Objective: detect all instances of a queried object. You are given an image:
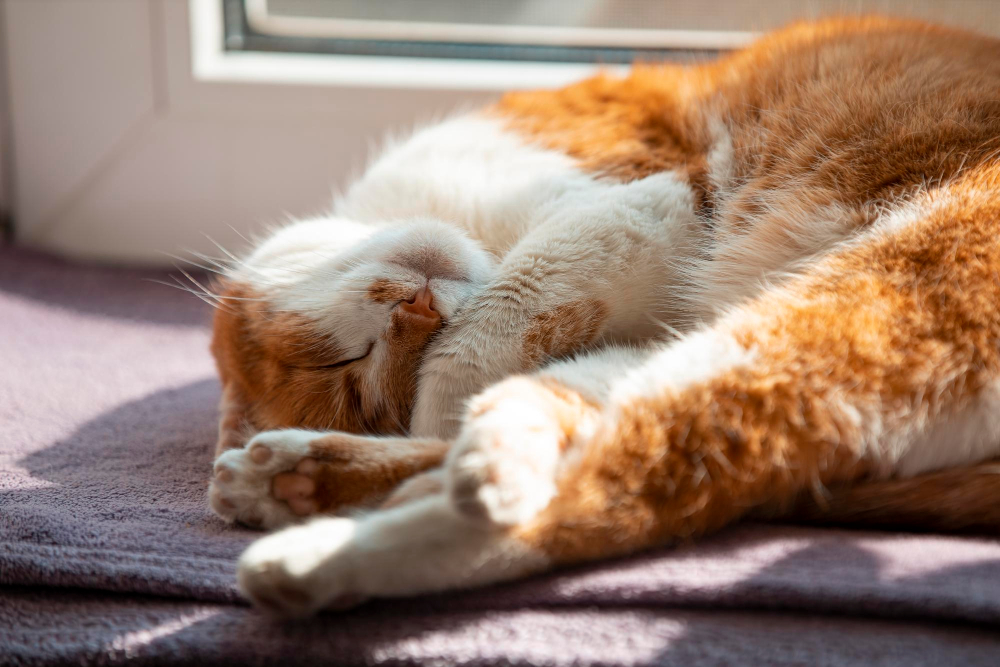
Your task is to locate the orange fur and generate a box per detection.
[521,161,1000,561]
[788,460,1000,533]
[273,435,450,513]
[210,279,437,445]
[367,278,416,304]
[521,299,608,366]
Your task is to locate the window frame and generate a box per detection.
[193,0,736,91]
[231,0,746,65]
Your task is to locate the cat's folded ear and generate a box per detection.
[215,382,256,457]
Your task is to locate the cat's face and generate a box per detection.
[210,218,494,451]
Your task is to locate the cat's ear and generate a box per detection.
[215,382,255,457]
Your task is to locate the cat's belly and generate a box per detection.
[893,379,1000,478]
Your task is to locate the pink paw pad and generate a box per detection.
[250,444,272,464]
[271,457,321,516]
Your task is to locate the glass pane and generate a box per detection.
[263,0,1000,36]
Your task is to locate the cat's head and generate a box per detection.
[209,218,493,451]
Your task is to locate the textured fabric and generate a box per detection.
[5,588,1000,667]
[2,247,999,666]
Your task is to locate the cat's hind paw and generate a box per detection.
[210,429,323,529]
[447,377,596,527]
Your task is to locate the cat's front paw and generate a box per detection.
[410,332,512,439]
[447,377,597,527]
[209,429,328,529]
[237,517,365,617]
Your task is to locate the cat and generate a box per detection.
[202,17,1000,616]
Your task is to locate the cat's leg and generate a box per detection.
[445,345,644,525]
[409,171,702,438]
[237,192,1000,614]
[210,430,448,528]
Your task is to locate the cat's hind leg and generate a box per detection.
[445,346,645,526]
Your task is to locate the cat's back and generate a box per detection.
[671,17,1000,310]
[713,16,1000,200]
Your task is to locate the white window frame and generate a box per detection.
[241,0,753,50]
[191,0,648,91]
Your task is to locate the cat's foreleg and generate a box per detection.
[409,171,701,438]
[210,430,448,528]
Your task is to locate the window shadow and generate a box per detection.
[5,378,256,600]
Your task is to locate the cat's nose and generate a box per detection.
[399,285,440,325]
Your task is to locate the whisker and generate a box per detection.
[202,233,245,267]
[227,224,254,246]
[156,250,224,275]
[175,266,222,302]
[146,277,234,315]
[183,248,233,274]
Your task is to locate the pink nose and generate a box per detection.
[400,285,440,324]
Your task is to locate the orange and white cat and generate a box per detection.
[204,17,1000,616]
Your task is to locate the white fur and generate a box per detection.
[611,328,756,406]
[705,121,736,195]
[335,114,587,254]
[242,217,495,360]
[238,496,548,617]
[693,198,860,317]
[542,345,651,405]
[230,114,703,440]
[894,379,1000,476]
[446,377,575,526]
[210,429,317,529]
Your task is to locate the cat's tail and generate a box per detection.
[785,460,1000,534]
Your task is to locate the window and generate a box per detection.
[228,0,751,64]
[228,0,1000,66]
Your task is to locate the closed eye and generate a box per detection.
[308,341,374,370]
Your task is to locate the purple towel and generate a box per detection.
[2,246,999,665]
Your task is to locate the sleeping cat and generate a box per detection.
[203,17,1000,616]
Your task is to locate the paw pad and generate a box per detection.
[208,430,319,529]
[250,444,272,464]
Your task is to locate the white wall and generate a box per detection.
[0,0,10,218]
[2,0,491,265]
